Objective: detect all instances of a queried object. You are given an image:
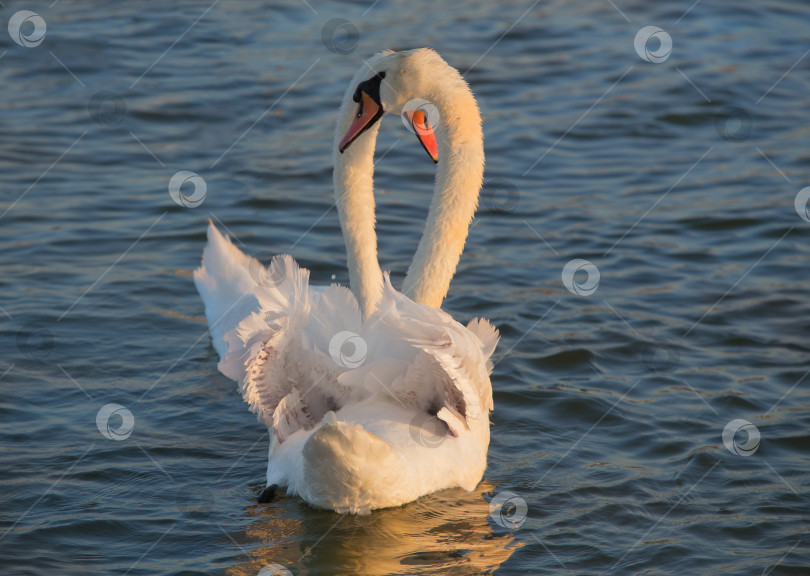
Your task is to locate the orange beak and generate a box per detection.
[339,91,384,153]
[404,109,439,164]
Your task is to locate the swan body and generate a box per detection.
[195,48,496,513]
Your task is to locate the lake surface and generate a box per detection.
[1,1,808,574]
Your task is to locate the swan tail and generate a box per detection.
[300,413,405,513]
[194,221,261,359]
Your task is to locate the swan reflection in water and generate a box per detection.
[224,482,521,576]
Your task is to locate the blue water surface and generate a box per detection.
[1,1,808,574]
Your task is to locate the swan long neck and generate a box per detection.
[333,93,384,319]
[401,78,485,308]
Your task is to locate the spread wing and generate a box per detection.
[196,223,498,446]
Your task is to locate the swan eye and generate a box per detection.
[352,72,386,105]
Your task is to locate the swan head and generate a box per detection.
[338,48,450,164]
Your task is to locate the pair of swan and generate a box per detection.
[194,48,497,513]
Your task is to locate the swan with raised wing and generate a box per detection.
[194,48,496,513]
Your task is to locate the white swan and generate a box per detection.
[194,48,497,513]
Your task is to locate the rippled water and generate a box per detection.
[2,1,809,574]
